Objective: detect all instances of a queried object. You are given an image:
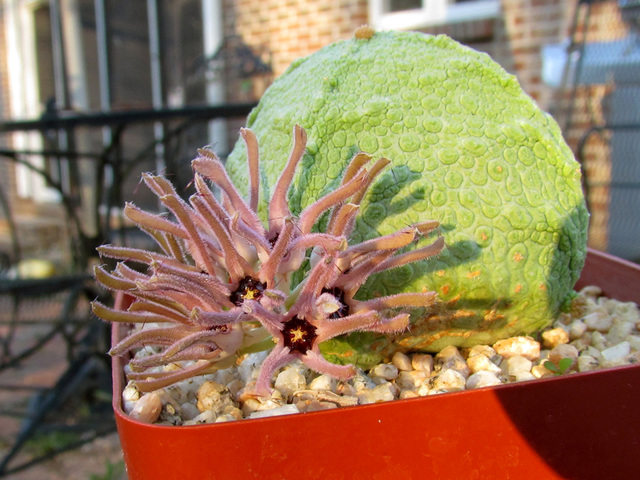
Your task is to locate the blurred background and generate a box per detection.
[0,0,638,477]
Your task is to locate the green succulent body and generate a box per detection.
[226,30,589,366]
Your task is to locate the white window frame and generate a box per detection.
[3,0,88,203]
[369,0,501,31]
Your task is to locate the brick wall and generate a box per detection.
[226,0,627,251]
[223,0,368,78]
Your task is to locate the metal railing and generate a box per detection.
[0,102,255,476]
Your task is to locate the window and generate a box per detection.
[370,0,500,30]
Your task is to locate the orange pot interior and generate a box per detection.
[112,249,640,480]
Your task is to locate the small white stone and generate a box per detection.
[577,355,599,372]
[507,355,533,377]
[391,352,413,371]
[215,413,239,423]
[274,367,307,398]
[430,368,466,392]
[191,409,217,424]
[336,382,357,396]
[569,320,588,340]
[411,354,434,374]
[468,345,497,359]
[220,405,243,420]
[626,335,640,351]
[583,312,613,332]
[542,328,570,349]
[237,351,269,383]
[356,382,396,404]
[623,351,640,365]
[369,363,399,381]
[122,383,140,402]
[180,402,200,421]
[248,404,299,419]
[123,400,136,415]
[196,381,227,412]
[241,397,283,416]
[435,346,471,379]
[601,341,631,363]
[531,364,553,379]
[570,336,592,351]
[466,371,502,389]
[129,392,163,424]
[305,401,338,412]
[467,354,501,374]
[514,372,536,382]
[493,336,540,361]
[308,374,336,392]
[581,345,604,361]
[417,383,431,396]
[399,390,419,400]
[395,370,427,390]
[351,370,377,392]
[607,320,634,345]
[580,285,602,297]
[591,331,610,351]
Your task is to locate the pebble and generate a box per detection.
[493,336,540,361]
[247,404,299,419]
[507,355,533,377]
[577,355,599,372]
[569,320,588,340]
[531,364,553,379]
[369,363,399,381]
[513,371,536,382]
[356,382,396,404]
[391,352,413,371]
[467,345,497,359]
[196,381,227,412]
[548,344,579,368]
[466,371,502,389]
[542,327,570,349]
[607,321,634,345]
[395,370,427,390]
[430,369,466,392]
[129,392,163,423]
[411,354,433,374]
[467,353,501,375]
[434,346,470,379]
[601,341,631,363]
[308,374,336,391]
[274,366,307,398]
[122,285,639,425]
[583,311,613,332]
[591,331,610,350]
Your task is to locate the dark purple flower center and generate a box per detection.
[282,316,318,354]
[321,287,350,319]
[229,276,267,306]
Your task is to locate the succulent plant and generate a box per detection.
[93,125,443,395]
[225,28,589,353]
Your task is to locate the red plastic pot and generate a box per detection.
[112,248,640,480]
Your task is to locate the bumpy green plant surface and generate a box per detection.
[226,30,589,363]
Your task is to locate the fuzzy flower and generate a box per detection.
[93,125,444,395]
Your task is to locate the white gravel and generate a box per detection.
[122,285,640,425]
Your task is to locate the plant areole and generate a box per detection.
[225,28,589,357]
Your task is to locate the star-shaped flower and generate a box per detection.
[93,125,444,394]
